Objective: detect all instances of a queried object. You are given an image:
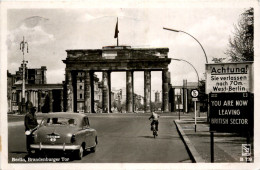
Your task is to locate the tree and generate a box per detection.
[225,8,254,62]
[211,57,225,63]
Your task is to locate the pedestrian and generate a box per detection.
[24,106,38,154]
[25,100,33,113]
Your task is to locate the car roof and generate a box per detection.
[40,113,88,127]
[41,112,87,120]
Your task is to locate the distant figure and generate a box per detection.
[25,100,33,113]
[24,107,38,154]
[149,111,160,131]
[42,94,50,113]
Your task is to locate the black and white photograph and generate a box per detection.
[0,1,259,170]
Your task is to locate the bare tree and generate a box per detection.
[225,8,254,62]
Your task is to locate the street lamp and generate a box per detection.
[164,27,209,121]
[171,58,200,119]
[163,27,208,64]
[171,58,199,88]
[20,36,29,114]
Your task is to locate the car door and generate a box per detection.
[82,116,95,148]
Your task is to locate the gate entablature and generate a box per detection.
[63,46,171,71]
[63,46,171,113]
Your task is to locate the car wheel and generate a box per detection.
[75,146,84,160]
[90,137,97,153]
[90,146,96,152]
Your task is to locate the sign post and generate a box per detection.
[191,89,199,132]
[195,100,197,132]
[206,62,254,163]
[178,96,180,120]
[210,131,214,162]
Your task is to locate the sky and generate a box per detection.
[6,6,249,98]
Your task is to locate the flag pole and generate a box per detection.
[117,17,119,46]
[114,17,119,46]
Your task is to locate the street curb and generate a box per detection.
[174,120,205,163]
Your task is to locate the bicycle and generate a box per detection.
[151,122,158,138]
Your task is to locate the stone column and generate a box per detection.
[108,72,111,113]
[31,91,34,106]
[35,91,38,111]
[19,91,22,103]
[49,90,53,112]
[60,89,64,112]
[90,73,95,113]
[66,70,73,112]
[38,90,42,112]
[34,91,36,106]
[144,70,151,112]
[172,88,175,112]
[25,91,28,102]
[162,69,169,112]
[31,90,34,106]
[28,91,31,103]
[84,70,92,113]
[126,70,134,112]
[102,71,110,113]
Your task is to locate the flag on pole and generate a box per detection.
[114,18,119,38]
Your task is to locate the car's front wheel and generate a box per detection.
[75,146,84,160]
[90,137,98,153]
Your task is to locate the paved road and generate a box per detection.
[8,114,191,163]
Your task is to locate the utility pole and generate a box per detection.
[20,36,29,114]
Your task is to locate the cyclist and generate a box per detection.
[149,111,160,132]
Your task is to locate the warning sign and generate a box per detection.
[209,93,253,133]
[206,62,253,94]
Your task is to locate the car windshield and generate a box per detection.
[41,117,77,127]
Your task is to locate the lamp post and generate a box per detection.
[171,58,200,120]
[20,36,29,114]
[164,27,209,121]
[163,27,208,64]
[171,58,199,88]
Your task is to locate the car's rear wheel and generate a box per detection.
[75,146,84,160]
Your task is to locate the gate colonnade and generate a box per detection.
[63,46,171,113]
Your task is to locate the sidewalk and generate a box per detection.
[174,112,254,163]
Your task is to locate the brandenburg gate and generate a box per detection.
[63,46,171,113]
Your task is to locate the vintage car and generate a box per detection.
[30,113,97,160]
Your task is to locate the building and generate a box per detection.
[134,94,144,111]
[8,45,173,114]
[170,81,199,112]
[7,65,63,113]
[155,91,160,103]
[75,71,103,113]
[63,45,171,113]
[12,64,47,85]
[8,64,105,114]
[7,71,15,113]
